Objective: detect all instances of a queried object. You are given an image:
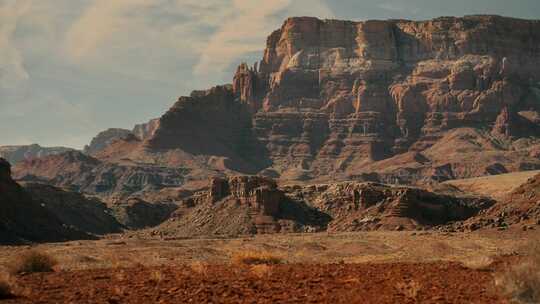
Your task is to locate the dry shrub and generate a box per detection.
[149,270,163,283]
[495,242,540,303]
[250,264,272,278]
[0,273,14,299]
[396,280,421,300]
[10,250,58,274]
[462,256,494,270]
[231,251,284,266]
[190,261,208,275]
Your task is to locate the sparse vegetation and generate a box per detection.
[231,251,284,266]
[10,250,58,274]
[495,241,540,303]
[149,270,163,283]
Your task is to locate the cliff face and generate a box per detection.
[143,15,540,183]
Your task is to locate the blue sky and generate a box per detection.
[1,0,539,148]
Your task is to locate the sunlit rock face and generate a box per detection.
[224,16,540,180]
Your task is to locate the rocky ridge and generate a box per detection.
[148,175,494,238]
[0,144,74,165]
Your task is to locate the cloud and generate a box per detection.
[64,0,153,61]
[63,0,334,82]
[0,0,30,89]
[193,0,334,76]
[377,2,422,16]
[62,1,232,83]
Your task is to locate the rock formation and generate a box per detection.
[153,176,330,237]
[148,175,493,237]
[84,128,134,155]
[132,118,160,141]
[126,15,540,184]
[284,181,493,231]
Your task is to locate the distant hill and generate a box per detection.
[0,144,75,165]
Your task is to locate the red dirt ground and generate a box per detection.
[1,261,509,304]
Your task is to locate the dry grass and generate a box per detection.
[0,272,14,299]
[231,251,284,266]
[396,280,422,300]
[10,250,58,274]
[462,256,494,270]
[495,241,540,303]
[149,270,163,283]
[250,264,272,278]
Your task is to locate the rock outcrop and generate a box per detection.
[152,176,330,237]
[284,181,493,231]
[0,144,74,165]
[132,118,160,141]
[147,175,493,237]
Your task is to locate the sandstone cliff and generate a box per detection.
[137,15,540,184]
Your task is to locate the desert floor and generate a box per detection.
[0,229,537,303]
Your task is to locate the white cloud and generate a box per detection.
[194,0,334,76]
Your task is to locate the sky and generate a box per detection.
[1,0,540,149]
